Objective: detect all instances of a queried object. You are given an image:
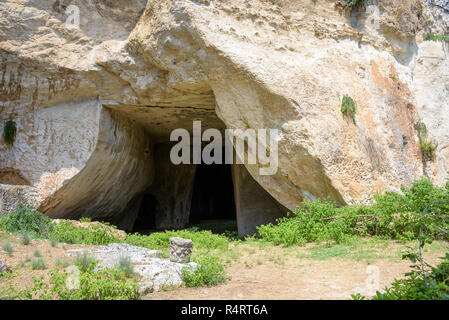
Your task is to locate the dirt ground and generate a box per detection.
[1,231,448,300]
[0,232,87,294]
[145,240,449,300]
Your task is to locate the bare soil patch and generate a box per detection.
[145,240,449,300]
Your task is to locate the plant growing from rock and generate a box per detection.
[342,0,366,9]
[3,120,17,146]
[418,123,438,161]
[341,94,357,124]
[425,33,449,43]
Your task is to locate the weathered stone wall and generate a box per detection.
[38,107,154,231]
[232,165,289,236]
[0,0,448,233]
[0,99,100,203]
[148,144,196,230]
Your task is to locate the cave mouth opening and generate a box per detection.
[188,163,237,234]
[132,151,237,235]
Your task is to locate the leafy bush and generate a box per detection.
[50,220,119,245]
[258,178,449,246]
[0,206,53,238]
[371,255,449,300]
[181,254,228,287]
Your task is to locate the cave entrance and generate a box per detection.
[188,163,237,234]
[133,194,157,232]
[132,144,237,235]
[106,104,286,236]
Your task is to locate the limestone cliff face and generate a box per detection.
[0,0,448,233]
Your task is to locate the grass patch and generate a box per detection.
[74,254,97,273]
[181,253,228,287]
[2,268,139,300]
[50,220,119,245]
[20,232,32,245]
[125,228,229,252]
[116,256,134,278]
[2,241,14,256]
[31,258,47,270]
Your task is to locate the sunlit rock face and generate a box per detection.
[0,0,448,234]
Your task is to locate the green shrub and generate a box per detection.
[31,258,47,270]
[3,120,17,146]
[257,178,449,246]
[0,206,53,238]
[2,241,14,256]
[33,249,42,258]
[341,94,357,124]
[425,33,449,42]
[50,220,119,245]
[181,254,228,287]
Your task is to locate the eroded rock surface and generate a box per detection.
[0,0,448,234]
[67,243,196,292]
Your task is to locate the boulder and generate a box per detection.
[67,243,196,292]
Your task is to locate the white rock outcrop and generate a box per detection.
[67,243,197,292]
[0,0,448,234]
